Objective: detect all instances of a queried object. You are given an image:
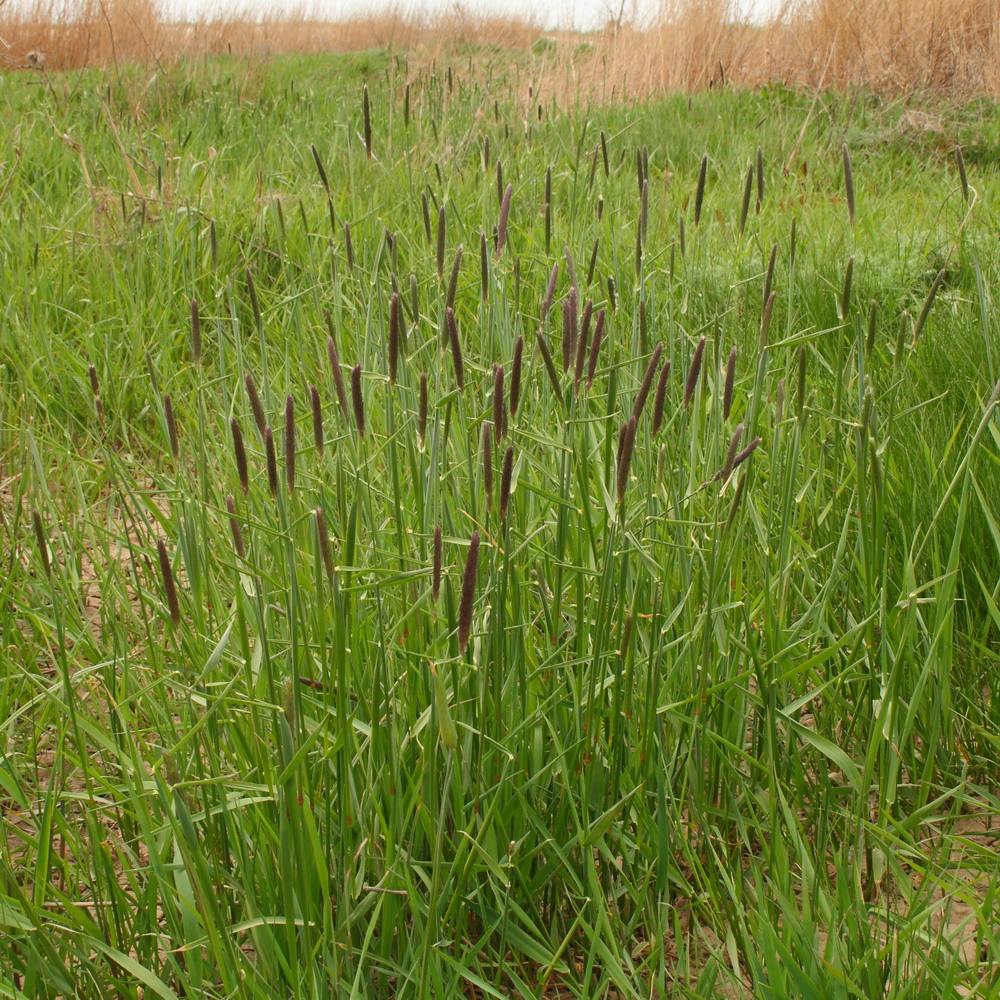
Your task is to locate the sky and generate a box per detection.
[164,0,787,32]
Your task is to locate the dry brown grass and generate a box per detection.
[1,0,998,97]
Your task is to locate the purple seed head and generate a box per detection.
[493,364,505,442]
[157,538,180,626]
[447,307,465,392]
[684,336,706,410]
[540,262,558,325]
[651,358,672,436]
[227,495,245,559]
[245,372,266,437]
[510,336,523,417]
[231,418,248,494]
[388,292,400,385]
[418,372,428,447]
[483,425,493,510]
[458,531,481,655]
[632,342,664,423]
[616,417,637,506]
[264,425,278,495]
[350,365,365,437]
[586,308,605,391]
[723,345,737,421]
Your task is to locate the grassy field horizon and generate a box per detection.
[1,48,1000,999]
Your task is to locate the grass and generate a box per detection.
[1,52,999,999]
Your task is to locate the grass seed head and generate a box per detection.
[418,372,428,448]
[227,495,246,559]
[616,416,638,507]
[458,531,481,655]
[447,307,465,391]
[717,422,744,481]
[362,84,372,159]
[245,372,266,437]
[436,204,446,281]
[632,342,664,423]
[740,163,753,236]
[564,246,577,288]
[231,418,249,494]
[652,357,672,436]
[684,336,706,409]
[326,324,350,421]
[344,222,355,271]
[842,143,855,226]
[493,364,505,441]
[157,538,180,626]
[351,365,365,437]
[586,308,605,391]
[388,292,401,386]
[723,345,737,421]
[575,299,593,390]
[536,330,563,404]
[265,425,278,495]
[316,507,334,583]
[540,261,559,325]
[694,153,708,226]
[510,336,524,416]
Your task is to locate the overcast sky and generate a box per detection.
[165,0,787,31]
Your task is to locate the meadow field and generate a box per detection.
[1,40,1000,999]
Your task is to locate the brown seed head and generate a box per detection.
[157,538,180,626]
[350,365,365,437]
[227,496,246,559]
[458,531,481,655]
[446,308,465,391]
[245,372,266,437]
[510,336,523,417]
[684,336,706,409]
[231,418,248,494]
[723,345,737,421]
[586,308,605,391]
[651,358,672,436]
[632,342,663,423]
[264,425,278,495]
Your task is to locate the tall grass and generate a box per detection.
[0,50,999,999]
[2,0,1000,97]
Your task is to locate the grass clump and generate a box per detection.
[0,52,999,1000]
